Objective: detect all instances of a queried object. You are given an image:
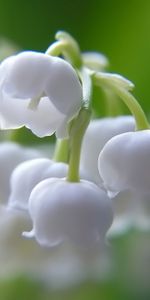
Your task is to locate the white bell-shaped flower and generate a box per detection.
[9,158,68,211]
[0,203,88,285]
[80,116,135,185]
[98,130,150,195]
[0,142,41,204]
[0,51,82,138]
[108,190,150,238]
[24,178,113,249]
[0,144,92,285]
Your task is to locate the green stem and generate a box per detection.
[67,68,92,182]
[103,87,123,117]
[6,129,24,142]
[67,108,91,182]
[93,74,150,130]
[79,68,93,109]
[53,139,69,163]
[46,31,82,69]
[46,41,67,56]
[112,87,149,130]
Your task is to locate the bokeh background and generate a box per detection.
[0,0,150,299]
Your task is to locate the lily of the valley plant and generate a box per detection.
[0,30,150,258]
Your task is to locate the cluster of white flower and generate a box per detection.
[0,31,149,285]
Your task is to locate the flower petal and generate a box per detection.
[0,142,41,204]
[0,92,66,137]
[98,130,150,194]
[80,116,135,185]
[0,52,82,137]
[45,57,82,118]
[9,159,68,211]
[1,51,52,99]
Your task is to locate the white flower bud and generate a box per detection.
[80,116,135,185]
[24,178,113,249]
[101,73,134,91]
[9,158,68,211]
[82,52,109,71]
[0,51,82,138]
[98,130,150,195]
[0,142,41,204]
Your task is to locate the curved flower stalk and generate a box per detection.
[0,51,82,138]
[98,130,150,195]
[93,71,149,131]
[23,178,113,249]
[0,142,42,203]
[80,116,135,185]
[46,31,82,69]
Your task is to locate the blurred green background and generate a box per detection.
[1,0,150,111]
[1,0,150,144]
[0,0,150,299]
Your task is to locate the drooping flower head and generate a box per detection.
[98,130,150,195]
[0,51,82,138]
[23,178,113,249]
[80,116,135,185]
